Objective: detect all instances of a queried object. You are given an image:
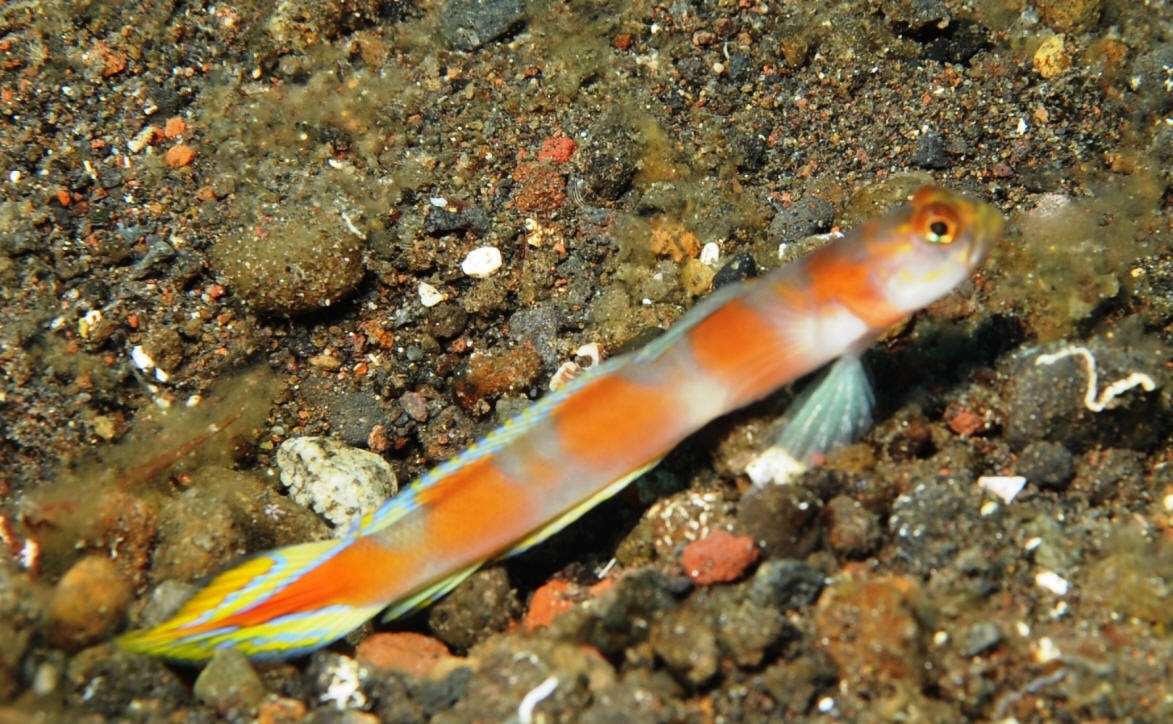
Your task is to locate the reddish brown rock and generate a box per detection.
[511,162,567,212]
[537,137,576,164]
[453,346,543,410]
[681,529,759,585]
[356,632,452,678]
[524,579,580,631]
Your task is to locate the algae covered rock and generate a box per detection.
[212,211,366,315]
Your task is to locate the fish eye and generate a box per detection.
[921,207,958,244]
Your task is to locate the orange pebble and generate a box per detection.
[681,529,759,585]
[163,116,187,138]
[355,632,451,677]
[523,579,577,631]
[164,143,195,168]
[537,136,576,164]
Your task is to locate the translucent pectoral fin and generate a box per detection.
[746,354,874,489]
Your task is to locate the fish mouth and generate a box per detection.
[963,200,1004,267]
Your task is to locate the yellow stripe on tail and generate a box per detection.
[117,538,385,663]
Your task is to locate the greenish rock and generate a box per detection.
[194,648,266,713]
[213,212,366,315]
[650,606,719,686]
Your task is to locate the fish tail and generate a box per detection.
[117,537,391,663]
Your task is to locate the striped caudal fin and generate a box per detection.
[117,538,389,663]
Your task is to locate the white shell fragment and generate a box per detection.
[418,281,446,307]
[130,344,170,383]
[549,343,605,391]
[78,309,103,339]
[1035,570,1070,596]
[317,654,368,709]
[977,475,1027,504]
[1034,636,1062,663]
[127,125,159,153]
[277,437,398,531]
[746,447,807,487]
[461,246,503,278]
[549,361,580,391]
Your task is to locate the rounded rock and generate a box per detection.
[823,495,882,559]
[680,529,759,585]
[356,632,452,677]
[212,214,366,315]
[650,607,719,686]
[277,436,398,530]
[737,484,823,559]
[460,246,503,278]
[193,648,267,713]
[47,556,132,650]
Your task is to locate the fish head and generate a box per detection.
[868,185,1003,313]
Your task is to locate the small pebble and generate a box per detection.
[1039,0,1102,33]
[523,579,582,631]
[737,484,823,559]
[680,529,759,585]
[150,487,243,581]
[815,574,924,690]
[977,475,1027,503]
[133,579,199,628]
[699,241,721,266]
[961,621,1002,657]
[213,211,366,315]
[162,116,187,139]
[427,567,520,650]
[537,136,576,163]
[715,597,791,668]
[712,251,758,289]
[749,559,826,610]
[32,661,60,696]
[680,257,715,295]
[650,607,719,686]
[823,495,881,559]
[460,246,503,278]
[1035,569,1070,596]
[1033,34,1071,79]
[454,346,543,409]
[546,569,685,660]
[164,143,195,168]
[767,196,834,245]
[424,205,490,236]
[419,281,446,307]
